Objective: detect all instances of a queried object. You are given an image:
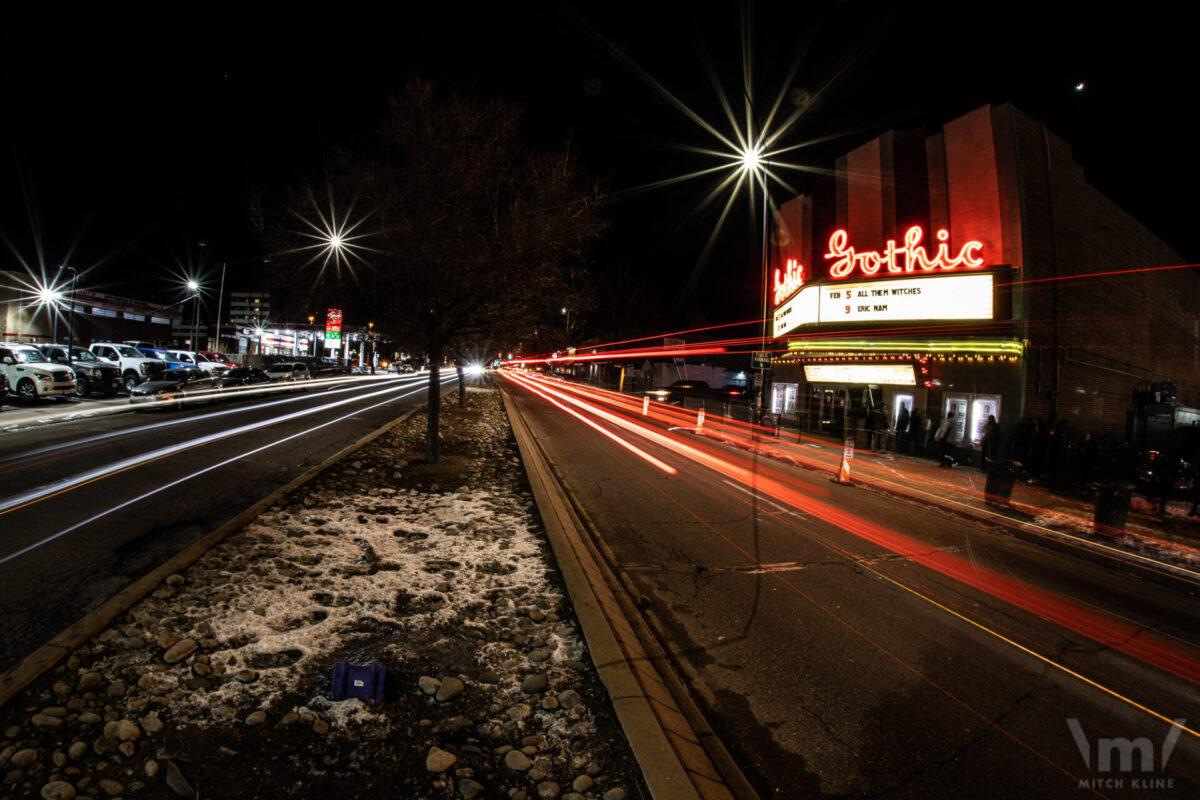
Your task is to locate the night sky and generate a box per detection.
[3,1,1197,332]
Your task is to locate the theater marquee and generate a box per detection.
[773,273,994,338]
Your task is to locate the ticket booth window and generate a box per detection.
[969,397,1001,443]
[772,383,798,415]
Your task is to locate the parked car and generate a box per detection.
[38,344,122,397]
[387,361,415,374]
[220,367,272,389]
[0,344,77,402]
[162,349,228,376]
[88,342,167,391]
[131,346,191,371]
[719,384,753,404]
[264,362,311,382]
[128,368,222,409]
[198,351,235,369]
[643,380,722,406]
[0,370,9,404]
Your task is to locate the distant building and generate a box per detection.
[228,291,270,327]
[766,104,1199,456]
[0,271,182,345]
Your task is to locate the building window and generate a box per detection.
[91,307,117,318]
[123,312,145,321]
[772,383,799,415]
[151,316,171,325]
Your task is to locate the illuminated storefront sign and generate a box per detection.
[325,308,343,341]
[773,273,993,337]
[804,364,916,385]
[773,258,806,305]
[825,226,985,280]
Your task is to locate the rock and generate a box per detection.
[144,760,159,778]
[557,689,581,709]
[312,719,330,735]
[602,790,627,800]
[106,681,127,698]
[32,713,64,728]
[162,639,198,664]
[508,704,532,722]
[67,742,88,762]
[418,676,441,695]
[540,696,559,711]
[572,775,594,793]
[536,782,560,799]
[520,674,548,694]
[527,649,551,663]
[436,676,465,702]
[504,750,532,771]
[165,574,185,586]
[77,712,101,725]
[10,748,38,768]
[52,750,68,768]
[245,711,267,726]
[97,778,124,797]
[52,681,72,696]
[105,719,140,742]
[458,778,485,799]
[140,714,164,735]
[40,781,76,800]
[165,761,194,797]
[425,747,457,773]
[235,669,258,683]
[280,712,301,727]
[77,672,103,692]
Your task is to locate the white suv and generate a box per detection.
[0,344,77,402]
[88,342,166,392]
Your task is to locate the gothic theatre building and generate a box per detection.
[767,103,1199,454]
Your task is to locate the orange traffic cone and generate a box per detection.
[696,407,705,430]
[831,437,853,485]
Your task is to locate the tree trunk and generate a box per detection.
[457,362,466,407]
[425,352,442,463]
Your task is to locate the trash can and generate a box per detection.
[984,459,1021,506]
[1094,483,1134,534]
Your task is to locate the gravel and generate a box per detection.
[0,385,647,800]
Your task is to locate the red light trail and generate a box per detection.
[507,370,1200,691]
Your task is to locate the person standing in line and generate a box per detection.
[981,414,999,469]
[907,407,922,456]
[875,402,890,452]
[865,403,879,451]
[896,402,910,455]
[935,408,957,467]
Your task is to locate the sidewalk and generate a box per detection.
[729,422,1200,586]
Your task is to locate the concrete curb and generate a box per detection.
[501,385,753,800]
[0,405,424,710]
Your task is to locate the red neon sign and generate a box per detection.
[825,226,985,280]
[772,258,805,305]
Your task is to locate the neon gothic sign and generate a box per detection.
[772,258,805,305]
[825,226,985,280]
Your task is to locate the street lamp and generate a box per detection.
[186,279,200,350]
[308,314,316,357]
[367,321,375,374]
[61,266,78,367]
[740,143,770,416]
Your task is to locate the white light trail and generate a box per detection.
[0,377,447,518]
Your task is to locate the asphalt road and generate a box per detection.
[503,373,1200,799]
[0,373,449,675]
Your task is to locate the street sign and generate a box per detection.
[752,351,771,369]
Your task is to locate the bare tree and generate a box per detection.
[257,77,605,462]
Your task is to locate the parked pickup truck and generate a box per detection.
[88,342,166,392]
